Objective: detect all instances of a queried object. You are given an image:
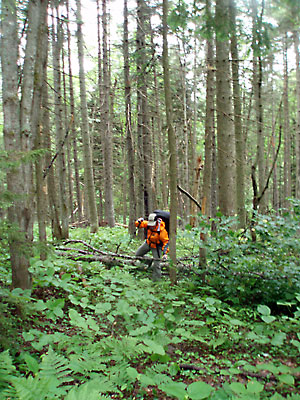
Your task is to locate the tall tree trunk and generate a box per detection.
[20,0,40,244]
[102,0,115,227]
[229,0,246,228]
[123,0,136,236]
[251,0,266,213]
[283,33,292,207]
[32,0,49,260]
[76,0,99,232]
[293,30,300,199]
[52,7,69,238]
[66,0,82,222]
[163,0,178,285]
[1,0,31,288]
[202,0,214,222]
[136,0,153,217]
[215,0,236,216]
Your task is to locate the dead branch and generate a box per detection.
[177,185,201,210]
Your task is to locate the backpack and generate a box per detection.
[153,210,170,235]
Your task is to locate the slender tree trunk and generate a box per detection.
[283,33,292,207]
[66,0,82,222]
[229,0,246,228]
[163,0,178,285]
[251,0,266,213]
[52,7,69,238]
[76,0,99,232]
[202,0,214,222]
[293,30,300,199]
[20,0,40,243]
[269,55,279,212]
[215,0,236,216]
[32,0,49,260]
[102,0,115,227]
[150,24,168,209]
[123,0,136,236]
[190,30,199,225]
[136,0,153,217]
[95,0,105,224]
[1,0,31,289]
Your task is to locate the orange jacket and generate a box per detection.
[135,219,169,254]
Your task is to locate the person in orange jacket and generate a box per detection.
[135,213,169,281]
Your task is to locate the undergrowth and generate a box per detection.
[0,205,299,399]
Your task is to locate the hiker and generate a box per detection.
[135,213,169,281]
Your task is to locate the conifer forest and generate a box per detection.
[0,0,300,398]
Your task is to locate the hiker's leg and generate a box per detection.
[151,246,162,281]
[135,241,150,257]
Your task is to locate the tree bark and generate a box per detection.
[32,0,49,260]
[76,0,99,232]
[1,0,31,288]
[163,0,178,284]
[293,30,300,200]
[283,33,292,208]
[123,0,136,236]
[215,0,236,216]
[102,0,115,227]
[66,0,83,223]
[251,0,266,213]
[229,0,246,228]
[52,6,69,238]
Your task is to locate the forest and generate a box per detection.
[0,0,300,398]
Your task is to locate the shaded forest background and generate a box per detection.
[0,0,300,288]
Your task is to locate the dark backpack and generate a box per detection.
[153,210,170,235]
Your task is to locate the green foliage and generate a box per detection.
[0,215,299,399]
[190,203,300,307]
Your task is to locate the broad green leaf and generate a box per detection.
[126,367,139,380]
[143,339,165,355]
[246,380,264,394]
[160,382,187,400]
[95,302,112,314]
[257,305,271,316]
[23,353,39,374]
[229,382,247,394]
[187,381,214,399]
[262,315,276,324]
[69,309,88,330]
[278,374,295,385]
[271,332,286,346]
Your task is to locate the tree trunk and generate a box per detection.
[251,0,266,213]
[76,0,99,232]
[102,0,115,227]
[52,7,69,238]
[123,0,136,236]
[32,0,49,260]
[202,0,214,222]
[283,33,292,208]
[163,0,178,285]
[293,30,300,200]
[66,0,83,223]
[136,0,153,217]
[229,0,246,228]
[2,0,31,289]
[20,0,40,244]
[215,0,236,216]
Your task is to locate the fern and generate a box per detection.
[9,347,72,400]
[100,336,146,360]
[64,377,113,400]
[0,350,18,399]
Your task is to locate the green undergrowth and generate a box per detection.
[0,206,300,399]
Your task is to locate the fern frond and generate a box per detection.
[0,350,17,399]
[64,377,113,400]
[38,346,72,382]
